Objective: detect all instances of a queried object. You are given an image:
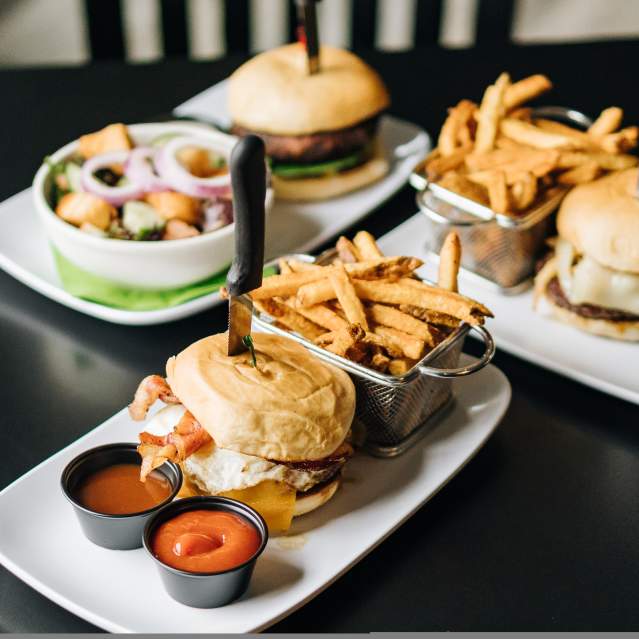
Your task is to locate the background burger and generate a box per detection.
[534,168,639,341]
[129,332,356,533]
[228,43,390,201]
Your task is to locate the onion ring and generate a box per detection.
[124,147,167,193]
[81,150,145,206]
[156,136,232,199]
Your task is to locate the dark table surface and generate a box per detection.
[1,41,639,633]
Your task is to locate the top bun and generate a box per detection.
[228,44,390,136]
[558,168,639,273]
[166,333,355,461]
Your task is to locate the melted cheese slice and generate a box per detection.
[556,239,639,314]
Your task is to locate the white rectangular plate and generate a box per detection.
[0,79,429,325]
[0,357,509,633]
[378,213,639,405]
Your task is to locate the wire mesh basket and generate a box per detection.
[410,106,593,293]
[250,253,495,457]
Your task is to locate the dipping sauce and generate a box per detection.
[151,510,261,573]
[74,463,172,515]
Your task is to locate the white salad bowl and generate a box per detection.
[33,122,273,290]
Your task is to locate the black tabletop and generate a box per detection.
[1,41,638,633]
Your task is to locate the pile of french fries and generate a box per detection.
[247,231,493,376]
[421,73,638,216]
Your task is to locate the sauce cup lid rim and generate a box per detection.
[142,495,269,578]
[60,442,183,519]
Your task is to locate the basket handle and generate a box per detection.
[417,325,495,378]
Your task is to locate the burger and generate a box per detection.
[534,168,639,341]
[129,332,356,533]
[228,43,391,201]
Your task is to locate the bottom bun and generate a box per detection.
[271,144,389,201]
[544,294,639,342]
[293,476,341,517]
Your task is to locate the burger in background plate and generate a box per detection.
[534,168,639,340]
[228,43,391,201]
[129,333,356,534]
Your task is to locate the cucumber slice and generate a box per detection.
[122,201,165,238]
[65,163,83,192]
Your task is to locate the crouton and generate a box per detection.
[163,219,200,240]
[145,191,201,225]
[55,192,116,230]
[78,123,132,159]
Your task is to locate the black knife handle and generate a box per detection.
[226,135,266,296]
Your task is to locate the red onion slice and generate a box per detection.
[81,150,145,206]
[156,136,232,199]
[124,147,167,193]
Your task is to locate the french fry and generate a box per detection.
[329,264,369,330]
[345,257,423,280]
[253,299,324,340]
[508,107,533,121]
[588,107,623,137]
[510,172,538,210]
[373,326,425,360]
[353,231,384,259]
[475,72,510,153]
[361,332,404,359]
[465,147,560,179]
[500,118,581,150]
[556,151,638,171]
[437,172,489,205]
[438,100,476,156]
[278,259,292,274]
[534,119,596,148]
[438,231,461,292]
[399,305,461,329]
[370,352,391,373]
[557,161,601,185]
[467,171,510,213]
[251,270,328,299]
[599,126,639,154]
[366,303,435,345]
[388,359,416,376]
[336,236,362,263]
[425,144,472,178]
[297,278,336,307]
[354,279,492,325]
[316,324,365,358]
[504,74,552,110]
[281,299,348,332]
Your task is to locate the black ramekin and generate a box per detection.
[143,496,269,608]
[61,442,182,550]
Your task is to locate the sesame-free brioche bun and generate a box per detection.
[557,168,639,273]
[542,294,639,341]
[228,44,390,136]
[166,333,355,462]
[271,143,389,201]
[293,476,341,516]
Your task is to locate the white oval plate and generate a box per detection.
[0,357,509,632]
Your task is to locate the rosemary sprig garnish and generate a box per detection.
[242,335,257,367]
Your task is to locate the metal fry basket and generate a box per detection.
[410,106,593,293]
[251,253,495,457]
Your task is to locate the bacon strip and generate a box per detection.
[137,410,212,481]
[128,374,180,421]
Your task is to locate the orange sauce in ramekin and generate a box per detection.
[151,510,261,573]
[75,463,171,514]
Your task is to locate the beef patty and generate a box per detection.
[546,277,639,322]
[231,116,380,164]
